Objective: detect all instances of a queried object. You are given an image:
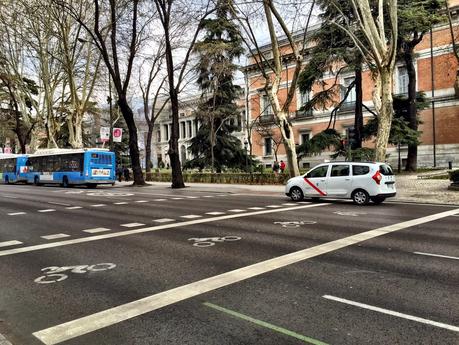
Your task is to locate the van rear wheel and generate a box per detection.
[290,187,304,202]
[352,189,369,205]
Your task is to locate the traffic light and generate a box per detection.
[347,127,357,149]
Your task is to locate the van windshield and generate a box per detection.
[379,164,394,175]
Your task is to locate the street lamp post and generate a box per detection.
[244,139,248,172]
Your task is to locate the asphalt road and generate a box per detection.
[0,183,458,345]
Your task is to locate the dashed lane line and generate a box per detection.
[82,228,111,234]
[248,207,265,210]
[135,200,148,203]
[323,295,459,332]
[47,202,71,207]
[266,205,282,208]
[66,206,82,210]
[171,198,184,200]
[90,204,106,207]
[205,212,225,216]
[153,199,166,202]
[413,251,459,260]
[180,215,202,219]
[153,218,175,223]
[0,203,326,257]
[32,207,459,345]
[228,209,245,213]
[7,212,26,216]
[114,202,128,205]
[41,234,71,240]
[38,209,56,213]
[121,223,146,228]
[0,240,22,248]
[202,196,214,198]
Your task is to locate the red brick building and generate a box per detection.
[245,2,459,169]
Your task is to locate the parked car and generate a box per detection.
[285,162,396,205]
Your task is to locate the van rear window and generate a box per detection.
[379,164,394,175]
[352,165,370,176]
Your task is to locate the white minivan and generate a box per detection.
[285,162,396,205]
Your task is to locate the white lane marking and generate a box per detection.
[82,228,111,234]
[413,251,459,261]
[114,202,128,205]
[181,215,202,219]
[248,207,265,210]
[32,207,459,345]
[0,204,329,257]
[41,234,70,240]
[171,198,184,200]
[135,200,148,203]
[266,205,282,208]
[282,203,297,206]
[154,218,175,223]
[323,295,459,332]
[121,223,145,228]
[0,240,22,248]
[48,202,71,206]
[152,199,166,202]
[38,209,56,213]
[90,204,106,207]
[203,196,214,198]
[66,206,82,210]
[8,212,26,216]
[183,196,198,199]
[205,212,225,216]
[228,209,245,213]
[2,195,18,199]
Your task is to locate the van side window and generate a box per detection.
[306,166,328,178]
[353,165,370,175]
[379,164,394,175]
[331,165,349,177]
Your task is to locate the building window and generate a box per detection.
[397,66,409,95]
[187,121,192,137]
[300,132,310,145]
[341,76,356,104]
[299,90,310,108]
[261,94,273,116]
[264,137,272,156]
[156,130,161,142]
[180,122,186,139]
[163,125,169,141]
[194,120,199,134]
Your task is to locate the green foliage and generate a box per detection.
[296,129,341,160]
[398,0,443,40]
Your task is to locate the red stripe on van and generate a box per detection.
[304,177,327,196]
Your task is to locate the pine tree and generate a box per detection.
[188,0,247,172]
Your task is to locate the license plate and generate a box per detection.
[91,169,110,177]
[388,184,394,189]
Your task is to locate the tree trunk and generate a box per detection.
[145,122,153,181]
[118,96,145,185]
[168,87,185,188]
[404,46,418,172]
[374,68,394,162]
[277,111,300,177]
[354,62,363,149]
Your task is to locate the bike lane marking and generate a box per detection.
[0,203,326,257]
[32,208,459,345]
[0,240,22,248]
[203,302,328,345]
[41,234,70,240]
[82,228,111,234]
[322,295,459,332]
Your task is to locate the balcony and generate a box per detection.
[259,114,275,124]
[338,101,356,112]
[295,109,313,119]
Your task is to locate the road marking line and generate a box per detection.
[413,251,459,260]
[2,195,18,199]
[153,218,175,223]
[90,204,106,207]
[171,198,184,200]
[114,202,128,205]
[66,206,82,210]
[31,207,459,345]
[282,203,297,206]
[202,196,214,198]
[41,234,70,240]
[248,207,265,210]
[205,212,225,215]
[82,228,111,234]
[203,302,328,345]
[0,240,22,248]
[38,209,56,213]
[0,204,328,258]
[323,295,459,332]
[184,196,198,199]
[48,202,71,206]
[8,212,26,216]
[181,215,202,219]
[121,223,145,228]
[153,199,166,202]
[266,205,282,208]
[228,209,245,213]
[135,200,148,203]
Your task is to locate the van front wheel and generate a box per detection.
[352,189,369,205]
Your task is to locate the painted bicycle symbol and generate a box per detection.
[188,236,241,247]
[34,263,116,284]
[273,221,317,228]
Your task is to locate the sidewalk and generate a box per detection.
[114,173,459,206]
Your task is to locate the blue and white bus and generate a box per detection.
[26,149,116,188]
[0,154,29,184]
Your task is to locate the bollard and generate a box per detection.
[448,161,453,170]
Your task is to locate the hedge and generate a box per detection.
[449,169,459,183]
[145,172,290,185]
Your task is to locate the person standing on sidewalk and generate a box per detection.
[273,161,280,176]
[279,160,286,174]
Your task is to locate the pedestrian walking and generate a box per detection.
[123,166,130,182]
[272,161,280,176]
[280,160,286,174]
[116,165,123,182]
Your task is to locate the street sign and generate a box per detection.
[100,127,110,142]
[113,128,123,143]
